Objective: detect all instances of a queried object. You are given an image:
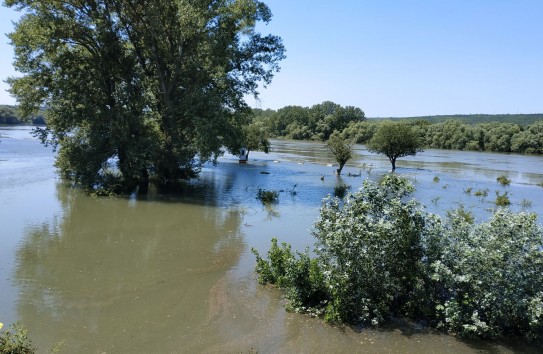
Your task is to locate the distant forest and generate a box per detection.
[253,102,543,154]
[3,102,542,154]
[0,105,45,125]
[379,113,543,126]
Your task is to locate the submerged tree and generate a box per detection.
[326,130,352,175]
[239,122,270,162]
[6,0,285,193]
[366,121,425,171]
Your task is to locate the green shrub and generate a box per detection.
[252,239,328,313]
[432,209,543,338]
[496,175,511,186]
[255,174,442,325]
[333,183,350,198]
[256,188,279,204]
[474,188,488,197]
[447,205,474,224]
[254,175,543,340]
[0,322,36,354]
[495,191,511,206]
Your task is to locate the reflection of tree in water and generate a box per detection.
[264,204,280,220]
[14,183,245,352]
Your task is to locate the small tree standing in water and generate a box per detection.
[326,131,353,175]
[366,121,425,171]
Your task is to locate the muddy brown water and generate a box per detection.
[1,126,542,353]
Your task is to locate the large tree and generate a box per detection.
[366,121,425,171]
[6,0,285,193]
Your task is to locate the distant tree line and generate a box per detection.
[253,101,365,141]
[0,105,45,125]
[254,105,543,154]
[393,113,543,126]
[341,119,543,154]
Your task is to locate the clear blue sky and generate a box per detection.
[1,1,542,117]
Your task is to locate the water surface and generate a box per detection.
[1,126,542,353]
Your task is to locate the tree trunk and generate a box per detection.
[390,157,396,172]
[336,162,346,175]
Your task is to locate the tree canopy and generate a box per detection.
[6,0,285,193]
[254,101,365,141]
[366,121,425,171]
[326,130,352,175]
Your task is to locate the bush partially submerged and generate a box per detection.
[256,188,279,204]
[253,174,543,339]
[496,175,511,186]
[0,322,36,354]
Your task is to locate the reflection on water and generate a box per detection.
[15,186,244,353]
[1,128,542,353]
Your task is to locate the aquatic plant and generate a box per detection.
[333,183,350,198]
[447,204,474,224]
[520,199,532,208]
[474,189,488,197]
[463,187,473,194]
[433,175,440,183]
[496,175,511,186]
[495,191,511,206]
[256,188,279,204]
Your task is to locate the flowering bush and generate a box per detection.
[253,174,543,340]
[432,208,543,338]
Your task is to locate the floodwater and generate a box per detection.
[1,126,542,353]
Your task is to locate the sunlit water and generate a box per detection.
[1,126,542,353]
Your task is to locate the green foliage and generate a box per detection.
[473,188,489,197]
[433,175,440,183]
[341,120,379,144]
[0,322,36,354]
[256,188,279,204]
[254,101,365,141]
[496,175,511,186]
[495,191,511,206]
[252,239,328,312]
[7,0,285,193]
[243,123,271,154]
[254,175,543,340]
[446,205,474,224]
[433,209,543,338]
[366,121,425,171]
[326,131,353,175]
[333,183,350,198]
[395,113,543,126]
[343,118,542,155]
[0,105,45,125]
[253,107,542,155]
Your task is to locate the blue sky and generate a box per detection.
[1,1,542,117]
